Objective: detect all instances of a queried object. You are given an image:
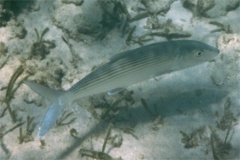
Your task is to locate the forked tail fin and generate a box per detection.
[24,81,65,137]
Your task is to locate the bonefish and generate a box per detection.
[25,40,219,137]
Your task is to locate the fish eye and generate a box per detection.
[196,51,202,57]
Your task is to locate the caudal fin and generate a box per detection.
[24,81,65,137]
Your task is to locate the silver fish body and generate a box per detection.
[25,40,219,137]
[63,40,219,103]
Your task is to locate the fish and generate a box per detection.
[24,40,219,137]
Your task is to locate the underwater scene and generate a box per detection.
[0,0,240,159]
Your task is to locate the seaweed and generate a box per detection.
[0,140,10,158]
[0,42,9,69]
[29,28,56,60]
[148,30,191,40]
[40,139,46,149]
[129,11,149,22]
[121,122,138,139]
[150,115,164,132]
[97,0,129,38]
[126,32,153,46]
[102,124,112,152]
[125,26,136,45]
[62,36,82,68]
[209,21,233,33]
[18,116,35,144]
[0,122,24,139]
[80,149,115,160]
[181,0,215,17]
[209,127,233,160]
[140,98,157,117]
[208,97,237,159]
[179,97,238,159]
[101,90,134,119]
[0,122,23,156]
[216,97,237,131]
[110,132,123,148]
[3,65,24,122]
[180,126,206,148]
[140,98,163,132]
[79,123,122,160]
[56,111,76,126]
[0,42,8,55]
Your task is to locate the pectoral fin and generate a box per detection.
[107,88,125,96]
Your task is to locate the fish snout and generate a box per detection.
[209,47,220,62]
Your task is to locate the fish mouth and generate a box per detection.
[210,46,220,54]
[209,50,221,62]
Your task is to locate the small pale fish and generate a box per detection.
[25,40,219,137]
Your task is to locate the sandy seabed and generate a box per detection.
[0,0,240,159]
